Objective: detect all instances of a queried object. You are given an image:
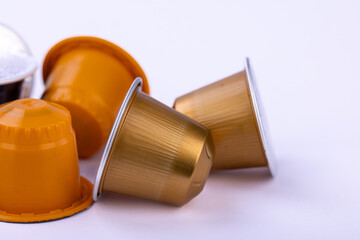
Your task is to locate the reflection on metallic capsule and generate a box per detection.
[0,24,36,104]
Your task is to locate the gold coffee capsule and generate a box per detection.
[174,58,275,175]
[93,78,214,206]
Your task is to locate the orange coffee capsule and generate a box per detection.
[0,98,93,223]
[42,36,149,158]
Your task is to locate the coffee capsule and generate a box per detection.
[0,23,37,104]
[0,98,93,223]
[42,36,150,158]
[173,58,275,175]
[93,78,214,206]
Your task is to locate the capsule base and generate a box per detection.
[0,177,93,223]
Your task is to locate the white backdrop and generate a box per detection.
[1,0,359,239]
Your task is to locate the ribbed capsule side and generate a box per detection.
[174,71,267,170]
[102,90,213,205]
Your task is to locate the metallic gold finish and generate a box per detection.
[173,58,275,174]
[93,78,214,206]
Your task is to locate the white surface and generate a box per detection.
[1,0,360,239]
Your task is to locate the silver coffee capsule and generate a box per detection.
[0,23,36,104]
